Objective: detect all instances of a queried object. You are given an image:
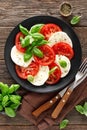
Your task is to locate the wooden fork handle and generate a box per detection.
[51,88,72,119]
[32,94,61,118]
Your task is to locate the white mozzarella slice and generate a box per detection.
[11,45,33,67]
[55,55,71,78]
[29,66,49,86]
[48,31,73,47]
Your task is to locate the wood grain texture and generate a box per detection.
[0,0,87,130]
[0,0,87,27]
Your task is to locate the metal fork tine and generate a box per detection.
[80,63,87,73]
[79,58,87,70]
[79,59,87,73]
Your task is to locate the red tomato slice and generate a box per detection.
[15,32,26,53]
[40,23,62,40]
[34,45,55,66]
[52,42,74,60]
[46,62,61,85]
[15,61,39,79]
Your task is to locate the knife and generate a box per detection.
[32,71,87,118]
[51,71,87,119]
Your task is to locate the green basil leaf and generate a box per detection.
[10,103,20,110]
[59,119,69,129]
[2,95,9,107]
[70,16,81,25]
[19,24,29,35]
[0,82,9,95]
[5,101,12,107]
[21,35,31,47]
[0,104,3,111]
[0,94,3,101]
[75,105,84,114]
[5,107,16,117]
[33,47,44,58]
[59,60,67,68]
[24,53,32,62]
[27,75,34,82]
[37,40,48,46]
[83,102,87,116]
[49,66,58,75]
[9,84,20,94]
[10,95,21,105]
[30,24,44,33]
[31,33,44,40]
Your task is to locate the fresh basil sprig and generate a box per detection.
[59,119,69,129]
[75,102,87,116]
[70,16,81,25]
[19,24,48,62]
[0,82,21,118]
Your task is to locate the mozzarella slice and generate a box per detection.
[55,55,71,78]
[11,45,33,67]
[29,66,49,86]
[48,31,73,47]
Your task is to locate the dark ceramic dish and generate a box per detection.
[4,16,82,93]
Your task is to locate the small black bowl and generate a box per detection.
[4,15,82,93]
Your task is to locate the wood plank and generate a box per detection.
[0,125,87,130]
[0,0,87,27]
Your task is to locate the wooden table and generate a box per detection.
[0,0,87,130]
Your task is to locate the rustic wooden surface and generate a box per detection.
[0,0,87,130]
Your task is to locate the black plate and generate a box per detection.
[4,16,82,93]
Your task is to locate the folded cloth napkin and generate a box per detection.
[18,78,87,130]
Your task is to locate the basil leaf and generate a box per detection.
[5,107,16,117]
[2,95,9,107]
[83,102,87,116]
[59,119,69,129]
[59,60,67,68]
[37,40,48,46]
[0,94,3,101]
[33,47,44,58]
[31,33,44,40]
[9,84,20,94]
[19,24,29,35]
[10,103,20,110]
[30,24,44,33]
[75,105,84,114]
[0,82,9,95]
[26,41,37,54]
[27,75,34,82]
[10,95,21,105]
[49,66,58,75]
[24,53,32,62]
[70,16,81,25]
[21,35,31,47]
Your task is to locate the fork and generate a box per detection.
[51,58,87,119]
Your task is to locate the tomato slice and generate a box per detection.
[15,32,26,53]
[15,61,39,79]
[34,45,55,66]
[40,23,62,40]
[46,62,61,85]
[52,42,74,60]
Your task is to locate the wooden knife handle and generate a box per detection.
[32,94,61,118]
[51,88,72,119]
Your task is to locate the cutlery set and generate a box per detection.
[32,58,87,119]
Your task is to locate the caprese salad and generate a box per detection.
[11,23,74,86]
